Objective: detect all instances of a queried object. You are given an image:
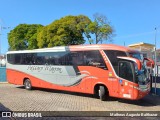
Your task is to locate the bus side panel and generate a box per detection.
[7,66,119,97]
[7,69,24,85]
[7,66,111,94]
[7,68,72,91]
[7,68,87,93]
[76,66,111,94]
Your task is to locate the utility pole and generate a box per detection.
[0,24,2,56]
[0,23,2,67]
[0,19,10,56]
[154,27,157,95]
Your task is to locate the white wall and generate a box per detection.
[0,59,6,67]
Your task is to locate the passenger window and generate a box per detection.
[71,52,84,66]
[84,51,107,70]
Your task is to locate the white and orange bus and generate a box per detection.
[6,44,154,100]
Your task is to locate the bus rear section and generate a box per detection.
[6,44,154,100]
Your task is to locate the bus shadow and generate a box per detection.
[17,86,160,105]
[117,94,160,107]
[0,103,11,111]
[16,86,118,101]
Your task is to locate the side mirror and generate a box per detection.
[144,58,155,68]
[117,56,142,70]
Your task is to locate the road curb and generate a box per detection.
[0,82,8,84]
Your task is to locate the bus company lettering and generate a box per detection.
[27,65,63,73]
[27,65,43,72]
[44,65,63,73]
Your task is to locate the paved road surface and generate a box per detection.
[0,84,160,119]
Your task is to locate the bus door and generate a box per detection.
[117,59,136,99]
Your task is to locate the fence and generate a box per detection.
[150,65,160,95]
[0,67,6,82]
[151,76,160,96]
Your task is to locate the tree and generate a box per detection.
[37,15,91,48]
[76,15,92,44]
[8,14,114,50]
[8,24,43,50]
[88,13,114,44]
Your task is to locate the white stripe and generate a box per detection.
[7,46,68,54]
[117,56,138,63]
[78,71,90,75]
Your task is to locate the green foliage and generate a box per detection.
[37,15,91,48]
[88,13,113,44]
[8,14,114,50]
[8,24,43,50]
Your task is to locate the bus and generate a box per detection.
[6,44,154,101]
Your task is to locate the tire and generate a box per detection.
[24,79,32,90]
[99,86,107,101]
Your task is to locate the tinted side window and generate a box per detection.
[58,52,72,65]
[34,52,71,65]
[7,51,108,69]
[7,54,25,64]
[25,53,36,65]
[71,51,84,65]
[7,52,72,65]
[83,51,107,70]
[7,54,15,64]
[104,50,127,74]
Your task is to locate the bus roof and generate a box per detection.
[7,44,139,54]
[69,44,138,52]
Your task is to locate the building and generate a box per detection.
[128,42,160,76]
[128,42,155,59]
[0,55,6,67]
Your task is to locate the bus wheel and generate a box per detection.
[24,79,32,90]
[99,86,107,101]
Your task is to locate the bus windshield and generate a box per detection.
[118,60,149,85]
[129,52,144,61]
[135,68,149,84]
